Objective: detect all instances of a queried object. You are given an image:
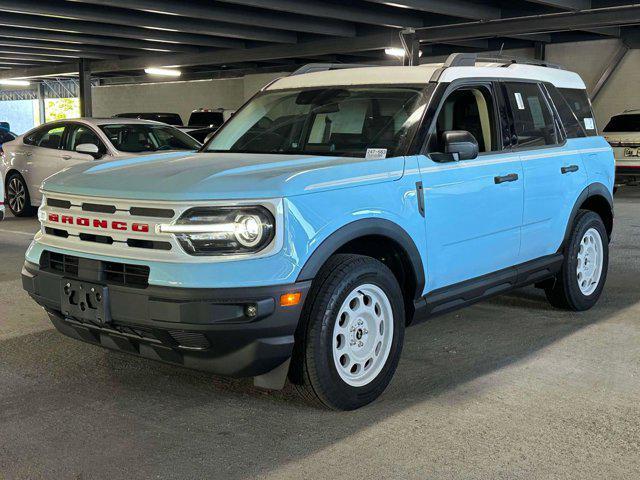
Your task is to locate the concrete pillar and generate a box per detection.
[37,82,46,124]
[79,58,92,117]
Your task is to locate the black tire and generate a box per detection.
[545,210,609,311]
[290,254,405,410]
[6,173,35,217]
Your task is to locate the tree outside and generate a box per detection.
[45,98,80,122]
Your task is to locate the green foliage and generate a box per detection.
[45,98,80,122]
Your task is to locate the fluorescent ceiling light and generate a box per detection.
[144,67,181,77]
[0,79,30,86]
[385,47,422,58]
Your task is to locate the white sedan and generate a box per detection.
[1,118,201,216]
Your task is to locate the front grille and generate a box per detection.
[47,198,71,209]
[104,261,150,288]
[45,251,79,276]
[40,251,150,289]
[82,203,116,214]
[168,330,210,350]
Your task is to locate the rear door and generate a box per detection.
[418,81,524,291]
[503,81,585,263]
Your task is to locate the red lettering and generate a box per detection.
[77,217,89,227]
[61,215,73,225]
[93,219,108,229]
[112,221,127,231]
[132,223,149,233]
[48,213,59,222]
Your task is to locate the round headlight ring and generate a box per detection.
[234,214,264,248]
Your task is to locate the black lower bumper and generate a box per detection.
[615,166,640,184]
[22,261,310,378]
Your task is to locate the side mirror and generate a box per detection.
[442,130,479,161]
[75,143,101,159]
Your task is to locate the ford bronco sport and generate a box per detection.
[22,54,614,410]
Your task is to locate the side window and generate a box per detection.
[36,125,66,150]
[559,88,598,136]
[504,82,557,148]
[545,84,586,139]
[431,85,499,155]
[65,124,105,153]
[23,128,46,146]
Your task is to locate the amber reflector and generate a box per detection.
[280,292,301,307]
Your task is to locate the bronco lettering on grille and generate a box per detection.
[47,213,149,232]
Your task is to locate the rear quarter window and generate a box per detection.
[545,84,586,139]
[559,88,597,136]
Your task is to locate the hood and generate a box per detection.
[41,151,405,201]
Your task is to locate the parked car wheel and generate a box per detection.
[545,210,609,311]
[291,254,405,410]
[6,173,35,217]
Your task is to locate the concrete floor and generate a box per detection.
[1,189,639,480]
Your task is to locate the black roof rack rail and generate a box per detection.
[443,52,564,70]
[289,63,377,76]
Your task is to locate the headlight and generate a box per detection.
[158,206,275,256]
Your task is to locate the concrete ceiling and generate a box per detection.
[0,0,639,81]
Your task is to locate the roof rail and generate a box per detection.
[289,63,376,76]
[443,52,564,70]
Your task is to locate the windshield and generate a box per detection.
[604,114,640,133]
[100,124,201,153]
[205,86,426,157]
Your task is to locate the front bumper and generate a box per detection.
[22,260,310,378]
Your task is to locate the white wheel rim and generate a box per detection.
[576,227,604,296]
[331,284,394,387]
[8,178,26,213]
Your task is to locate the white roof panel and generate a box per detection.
[267,61,586,91]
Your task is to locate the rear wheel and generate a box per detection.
[6,173,35,217]
[291,254,405,410]
[545,210,608,311]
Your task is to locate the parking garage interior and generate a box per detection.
[1,1,640,479]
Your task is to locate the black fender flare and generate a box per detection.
[296,218,426,300]
[562,182,614,247]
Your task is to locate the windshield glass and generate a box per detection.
[205,86,426,157]
[100,124,201,153]
[604,114,640,132]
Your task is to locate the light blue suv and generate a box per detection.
[22,55,614,410]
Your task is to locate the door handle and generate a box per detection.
[561,165,579,174]
[62,155,72,160]
[494,173,519,184]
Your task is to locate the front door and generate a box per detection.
[418,82,524,292]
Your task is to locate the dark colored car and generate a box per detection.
[0,127,16,149]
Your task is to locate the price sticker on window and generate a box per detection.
[514,92,526,110]
[584,117,595,130]
[366,148,387,160]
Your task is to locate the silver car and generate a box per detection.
[0,118,201,216]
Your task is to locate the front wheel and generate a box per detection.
[291,254,405,410]
[545,210,609,311]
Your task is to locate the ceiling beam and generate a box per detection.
[214,0,424,28]
[0,12,247,49]
[0,38,161,58]
[582,27,620,37]
[0,26,206,53]
[0,1,294,44]
[523,0,590,10]
[0,55,64,63]
[67,0,355,37]
[361,0,501,20]
[0,45,119,60]
[412,5,640,42]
